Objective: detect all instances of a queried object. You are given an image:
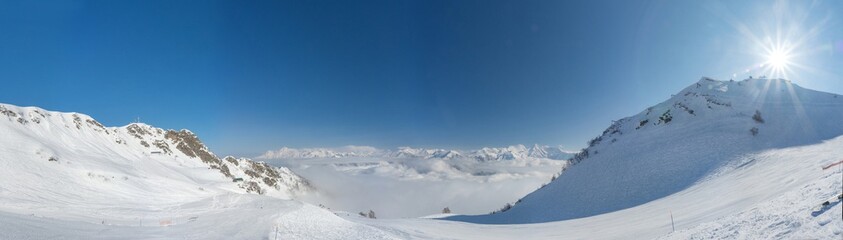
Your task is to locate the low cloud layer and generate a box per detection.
[266,156,567,218]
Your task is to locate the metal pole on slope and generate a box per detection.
[670,211,675,232]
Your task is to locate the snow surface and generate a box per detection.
[355,128,843,239]
[2,135,840,239]
[1,77,841,239]
[0,104,317,238]
[449,77,843,224]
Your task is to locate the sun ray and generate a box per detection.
[784,80,815,136]
[753,76,774,108]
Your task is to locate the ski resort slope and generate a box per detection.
[1,135,839,239]
[0,195,400,240]
[451,77,843,224]
[352,134,843,239]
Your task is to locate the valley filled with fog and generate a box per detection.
[263,146,569,218]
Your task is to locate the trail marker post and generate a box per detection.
[670,211,675,232]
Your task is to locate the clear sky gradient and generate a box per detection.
[2,1,842,156]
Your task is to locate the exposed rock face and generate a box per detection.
[144,127,312,196]
[72,114,83,129]
[150,128,311,196]
[223,156,312,195]
[126,124,150,139]
[165,130,231,177]
[152,140,172,154]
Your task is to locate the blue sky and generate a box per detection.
[1,1,842,156]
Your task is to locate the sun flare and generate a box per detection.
[726,0,832,83]
[759,41,797,79]
[767,48,789,69]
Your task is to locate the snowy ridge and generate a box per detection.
[257,145,384,159]
[0,103,311,212]
[258,144,575,161]
[450,77,843,224]
[125,123,312,196]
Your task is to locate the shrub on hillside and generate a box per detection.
[752,110,764,123]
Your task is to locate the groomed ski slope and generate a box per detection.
[354,135,843,239]
[5,133,834,239]
[0,194,399,240]
[450,77,843,224]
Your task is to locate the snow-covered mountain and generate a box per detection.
[527,144,548,158]
[450,77,843,224]
[388,147,462,159]
[258,145,575,161]
[0,103,312,214]
[256,145,384,159]
[469,144,574,161]
[1,77,840,239]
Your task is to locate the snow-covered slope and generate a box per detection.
[3,132,839,239]
[0,103,311,222]
[363,135,843,239]
[450,77,843,224]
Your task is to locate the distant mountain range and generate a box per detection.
[257,144,576,161]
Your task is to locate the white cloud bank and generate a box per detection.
[265,155,567,218]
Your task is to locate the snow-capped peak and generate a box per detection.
[258,145,387,159]
[451,77,843,224]
[257,144,574,161]
[528,144,548,158]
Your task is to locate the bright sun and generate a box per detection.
[724,1,831,82]
[767,49,789,69]
[761,42,795,79]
